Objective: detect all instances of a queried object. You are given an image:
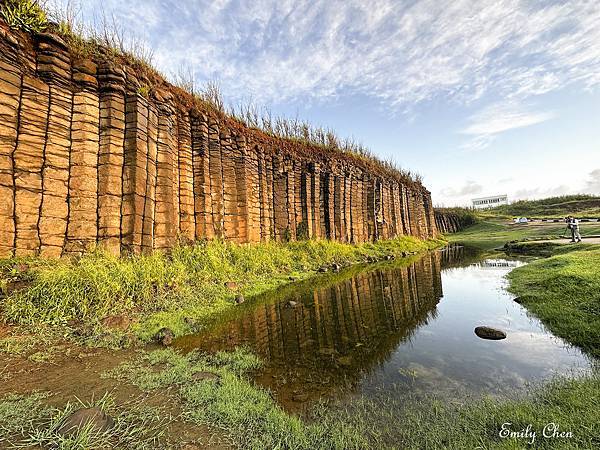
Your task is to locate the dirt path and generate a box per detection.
[529,236,600,244]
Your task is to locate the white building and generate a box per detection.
[472,194,508,210]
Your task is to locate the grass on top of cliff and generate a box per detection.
[1,237,444,343]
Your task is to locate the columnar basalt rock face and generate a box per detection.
[0,26,438,258]
[434,211,464,234]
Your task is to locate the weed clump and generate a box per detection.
[0,0,47,33]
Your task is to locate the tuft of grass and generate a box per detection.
[507,247,600,358]
[0,392,170,449]
[0,0,48,33]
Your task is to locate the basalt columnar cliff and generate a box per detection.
[0,23,437,258]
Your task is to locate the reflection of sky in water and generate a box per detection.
[358,260,592,399]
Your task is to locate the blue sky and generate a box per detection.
[47,0,600,206]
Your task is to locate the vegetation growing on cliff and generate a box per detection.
[0,0,47,33]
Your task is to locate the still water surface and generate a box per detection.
[177,246,592,408]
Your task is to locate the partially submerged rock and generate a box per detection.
[57,407,114,437]
[154,327,175,346]
[474,326,507,340]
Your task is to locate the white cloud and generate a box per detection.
[460,102,555,150]
[441,180,483,198]
[584,169,600,194]
[45,0,600,110]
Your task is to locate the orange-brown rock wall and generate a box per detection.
[0,28,437,258]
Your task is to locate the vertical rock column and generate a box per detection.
[311,163,322,239]
[244,143,261,242]
[191,112,212,239]
[285,157,297,240]
[301,164,313,239]
[333,173,345,242]
[233,134,250,243]
[343,171,352,242]
[36,33,72,258]
[221,129,239,241]
[353,171,367,242]
[257,148,270,240]
[263,150,275,240]
[177,109,195,242]
[121,93,148,254]
[424,191,436,237]
[400,184,412,237]
[97,62,125,255]
[13,71,49,256]
[140,102,157,252]
[208,117,224,238]
[272,153,289,241]
[391,182,404,236]
[155,96,177,250]
[0,55,21,257]
[65,60,99,254]
[325,172,336,240]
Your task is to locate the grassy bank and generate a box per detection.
[447,219,600,250]
[479,194,600,219]
[0,237,444,346]
[507,247,600,358]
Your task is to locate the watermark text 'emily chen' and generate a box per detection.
[499,422,573,445]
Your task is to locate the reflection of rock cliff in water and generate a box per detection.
[439,244,483,269]
[179,252,443,388]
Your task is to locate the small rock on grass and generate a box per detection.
[235,294,245,305]
[154,327,175,346]
[474,326,507,340]
[192,371,220,382]
[100,315,132,331]
[224,281,238,290]
[57,407,114,437]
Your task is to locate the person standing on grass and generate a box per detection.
[569,216,582,243]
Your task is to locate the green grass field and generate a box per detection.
[479,195,600,219]
[447,219,600,250]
